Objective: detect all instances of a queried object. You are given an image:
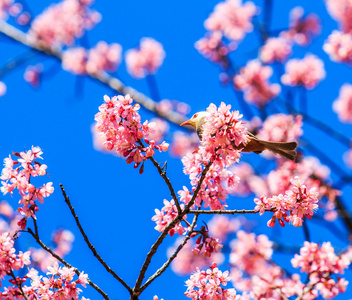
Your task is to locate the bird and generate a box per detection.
[180,111,298,161]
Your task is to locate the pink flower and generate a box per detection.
[281,7,321,46]
[208,215,240,240]
[24,64,43,87]
[195,31,236,67]
[326,0,352,33]
[204,0,258,42]
[170,131,199,158]
[125,38,165,78]
[281,54,325,89]
[344,148,352,169]
[62,47,88,75]
[29,0,101,47]
[94,94,169,172]
[185,263,237,300]
[234,60,281,107]
[257,113,303,143]
[323,31,352,64]
[86,41,122,74]
[0,81,6,97]
[254,176,319,227]
[259,37,292,64]
[333,83,352,122]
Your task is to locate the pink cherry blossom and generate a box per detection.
[151,199,187,236]
[0,81,6,97]
[257,113,303,143]
[29,0,101,47]
[62,47,88,75]
[281,54,326,89]
[125,38,165,78]
[147,118,169,143]
[94,94,169,172]
[281,7,321,46]
[344,148,352,169]
[326,0,352,33]
[0,146,53,224]
[24,64,43,87]
[86,41,122,74]
[259,37,292,64]
[191,225,223,257]
[204,0,258,42]
[195,31,236,67]
[254,176,319,227]
[333,83,352,122]
[228,162,255,197]
[323,30,352,64]
[234,60,281,107]
[185,262,238,300]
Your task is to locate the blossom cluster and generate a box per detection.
[259,37,292,64]
[291,241,350,298]
[282,6,321,46]
[195,31,236,67]
[254,176,319,227]
[191,225,223,257]
[185,262,238,300]
[62,41,122,75]
[326,0,352,34]
[24,64,43,88]
[125,38,165,78]
[333,83,352,123]
[151,199,187,236]
[204,0,257,42]
[0,146,54,226]
[180,102,248,210]
[156,98,191,117]
[323,31,352,64]
[0,0,30,25]
[281,54,326,89]
[94,94,169,173]
[234,60,281,107]
[257,113,303,144]
[0,200,22,236]
[29,0,101,47]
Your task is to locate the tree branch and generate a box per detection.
[59,184,132,294]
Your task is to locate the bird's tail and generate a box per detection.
[257,140,298,161]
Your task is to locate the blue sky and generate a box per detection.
[1,0,352,299]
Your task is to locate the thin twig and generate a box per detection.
[132,161,213,297]
[188,209,260,215]
[9,270,29,300]
[59,184,132,294]
[27,227,110,300]
[148,156,181,213]
[140,213,199,292]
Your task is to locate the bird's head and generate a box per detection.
[180,111,209,129]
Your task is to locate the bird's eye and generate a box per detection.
[193,113,198,119]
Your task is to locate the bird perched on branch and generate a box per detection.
[180,111,298,161]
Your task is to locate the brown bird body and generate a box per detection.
[180,111,298,161]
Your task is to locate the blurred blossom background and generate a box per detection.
[1,0,352,299]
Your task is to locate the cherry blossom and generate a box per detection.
[281,6,321,46]
[257,113,303,144]
[254,176,319,227]
[125,38,165,78]
[185,262,238,300]
[208,215,240,240]
[344,148,352,169]
[170,131,199,158]
[326,0,352,33]
[191,225,223,257]
[24,64,43,87]
[234,60,281,107]
[281,54,326,89]
[259,37,292,64]
[333,83,352,122]
[195,31,236,67]
[0,146,53,224]
[204,0,257,42]
[94,94,169,173]
[29,0,101,47]
[323,30,352,64]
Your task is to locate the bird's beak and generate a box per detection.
[180,119,192,127]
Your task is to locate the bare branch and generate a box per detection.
[59,184,133,294]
